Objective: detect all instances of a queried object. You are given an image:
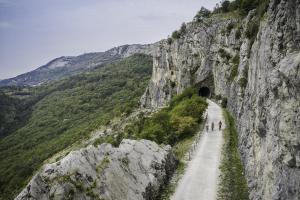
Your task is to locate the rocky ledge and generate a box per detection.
[15,139,176,200]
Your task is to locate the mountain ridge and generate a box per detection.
[0,44,155,87]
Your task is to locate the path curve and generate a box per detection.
[171,99,225,200]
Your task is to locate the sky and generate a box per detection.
[0,0,219,79]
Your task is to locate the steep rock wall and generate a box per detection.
[15,140,176,200]
[141,0,300,199]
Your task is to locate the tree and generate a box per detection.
[194,7,211,21]
[221,0,231,12]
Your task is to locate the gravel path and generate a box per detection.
[171,100,225,200]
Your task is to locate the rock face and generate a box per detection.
[0,44,155,87]
[141,0,300,199]
[15,139,176,200]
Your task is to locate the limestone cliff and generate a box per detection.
[15,140,176,200]
[141,0,300,199]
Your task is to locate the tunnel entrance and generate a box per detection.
[199,87,210,97]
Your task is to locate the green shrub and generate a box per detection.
[140,123,168,143]
[194,7,211,21]
[221,1,231,13]
[245,20,259,40]
[221,97,228,108]
[226,23,235,34]
[170,96,207,122]
[169,88,197,109]
[232,55,240,66]
[213,0,270,17]
[229,65,238,82]
[235,26,242,39]
[218,48,231,60]
[167,38,173,45]
[215,94,222,100]
[238,77,248,89]
[238,64,249,92]
[170,116,197,139]
[180,23,187,34]
[172,30,181,39]
[126,88,208,145]
[217,110,249,200]
[228,55,240,82]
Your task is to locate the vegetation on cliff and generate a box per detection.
[123,88,208,145]
[215,0,270,16]
[0,54,152,199]
[217,109,249,200]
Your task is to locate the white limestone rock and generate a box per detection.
[15,139,176,200]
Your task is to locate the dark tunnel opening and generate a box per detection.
[199,87,210,97]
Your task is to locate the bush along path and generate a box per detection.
[217,109,249,200]
[171,100,225,200]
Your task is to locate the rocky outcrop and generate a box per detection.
[141,0,300,199]
[15,139,176,200]
[0,44,155,87]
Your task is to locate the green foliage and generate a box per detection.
[170,96,207,122]
[180,23,187,34]
[0,54,152,199]
[229,65,239,82]
[229,55,240,82]
[169,88,197,108]
[167,37,173,45]
[96,157,110,173]
[215,94,222,100]
[232,55,240,66]
[235,25,242,39]
[217,110,249,200]
[238,77,248,89]
[171,23,187,40]
[221,97,228,108]
[238,65,249,90]
[194,7,211,22]
[221,1,231,13]
[226,23,235,34]
[126,88,208,146]
[172,30,181,39]
[170,116,197,139]
[245,20,259,40]
[218,48,231,61]
[214,0,270,17]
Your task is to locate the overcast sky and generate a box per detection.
[0,0,219,79]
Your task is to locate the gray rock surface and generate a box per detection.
[15,139,176,200]
[141,0,300,199]
[0,44,155,87]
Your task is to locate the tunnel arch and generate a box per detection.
[199,87,210,97]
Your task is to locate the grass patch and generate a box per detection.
[96,157,110,174]
[217,109,249,200]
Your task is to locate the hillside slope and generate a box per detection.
[0,54,153,199]
[0,44,154,87]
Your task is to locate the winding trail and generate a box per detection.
[171,99,225,200]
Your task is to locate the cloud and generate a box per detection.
[0,21,13,29]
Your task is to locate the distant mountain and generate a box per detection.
[0,44,154,87]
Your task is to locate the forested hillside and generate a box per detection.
[0,54,152,199]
